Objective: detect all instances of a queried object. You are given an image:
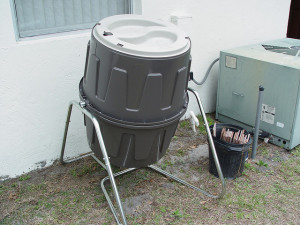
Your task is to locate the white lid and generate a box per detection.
[93,14,190,58]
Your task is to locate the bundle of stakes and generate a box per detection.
[212,123,250,144]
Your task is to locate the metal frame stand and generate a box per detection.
[60,88,225,225]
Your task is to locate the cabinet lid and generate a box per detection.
[221,38,300,69]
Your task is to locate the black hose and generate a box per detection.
[191,58,220,85]
[186,37,219,86]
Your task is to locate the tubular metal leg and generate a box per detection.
[60,103,94,164]
[59,100,127,225]
[188,88,226,198]
[60,95,226,225]
[100,168,137,224]
[99,162,224,223]
[60,103,74,164]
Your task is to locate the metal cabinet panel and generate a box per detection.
[216,38,300,149]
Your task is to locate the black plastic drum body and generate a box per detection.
[80,81,184,168]
[82,34,190,123]
[80,17,191,168]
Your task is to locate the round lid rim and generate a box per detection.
[93,14,191,58]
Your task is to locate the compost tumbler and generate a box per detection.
[80,15,191,168]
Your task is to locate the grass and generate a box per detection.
[70,162,105,177]
[179,113,214,135]
[172,209,184,218]
[257,160,268,167]
[197,114,215,134]
[172,136,178,141]
[292,145,300,157]
[176,149,185,157]
[1,114,299,224]
[244,162,256,171]
[160,160,174,170]
[179,120,190,129]
[159,206,167,213]
[18,175,31,181]
[258,146,268,157]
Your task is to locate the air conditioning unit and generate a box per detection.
[216,38,300,149]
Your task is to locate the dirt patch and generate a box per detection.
[1,116,299,224]
[123,194,153,215]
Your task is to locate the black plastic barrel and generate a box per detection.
[80,79,185,168]
[82,28,190,123]
[209,124,252,179]
[80,15,191,168]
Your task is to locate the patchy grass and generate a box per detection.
[197,114,215,134]
[179,120,190,129]
[257,160,268,167]
[160,160,174,170]
[18,175,31,181]
[0,114,299,224]
[258,145,269,157]
[176,149,186,157]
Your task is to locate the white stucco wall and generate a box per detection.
[142,0,291,115]
[0,0,290,179]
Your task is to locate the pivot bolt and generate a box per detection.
[79,101,86,108]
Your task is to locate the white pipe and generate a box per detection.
[189,111,199,133]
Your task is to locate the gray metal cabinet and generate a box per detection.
[216,38,300,149]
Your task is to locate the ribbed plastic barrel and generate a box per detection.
[80,15,191,168]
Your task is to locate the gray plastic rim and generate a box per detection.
[79,78,188,129]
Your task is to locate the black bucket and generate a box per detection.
[209,124,252,179]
